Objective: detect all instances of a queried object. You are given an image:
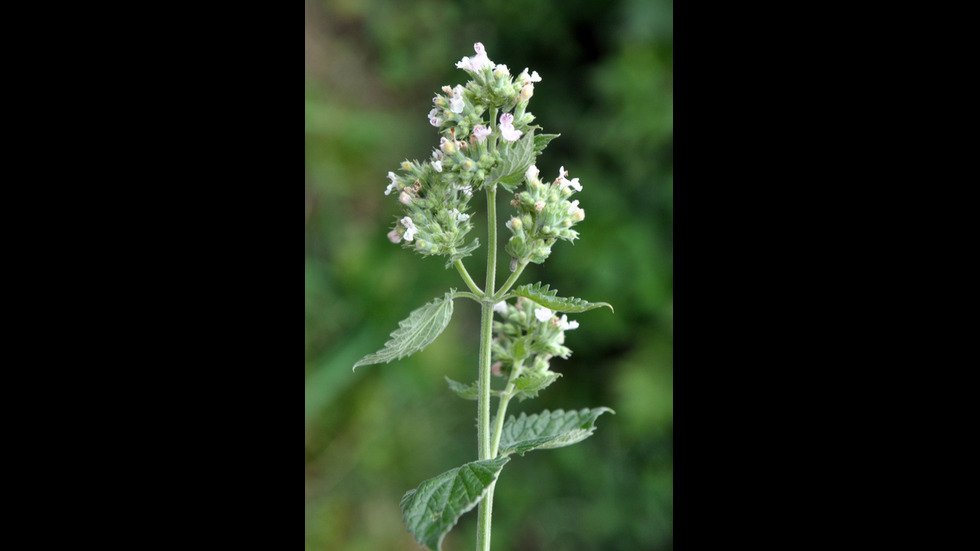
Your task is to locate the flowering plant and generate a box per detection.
[355,42,613,551]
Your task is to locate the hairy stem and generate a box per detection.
[475,186,498,551]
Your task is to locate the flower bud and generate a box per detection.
[442,85,453,94]
[534,201,545,212]
[525,165,539,182]
[440,137,456,155]
[520,83,534,101]
[507,217,522,230]
[462,159,476,171]
[510,257,519,272]
[401,161,413,171]
[399,190,413,205]
[572,209,585,222]
[388,228,403,243]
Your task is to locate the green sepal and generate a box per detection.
[400,456,511,551]
[497,407,614,457]
[511,282,614,314]
[353,290,455,370]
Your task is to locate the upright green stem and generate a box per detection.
[475,187,498,551]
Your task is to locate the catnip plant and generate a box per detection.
[354,42,613,551]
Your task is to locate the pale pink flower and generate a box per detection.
[472,124,491,142]
[388,229,402,244]
[499,112,522,142]
[456,42,494,72]
[428,108,443,127]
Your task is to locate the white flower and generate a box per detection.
[519,68,542,85]
[399,191,413,206]
[387,229,402,244]
[557,166,582,192]
[456,42,494,72]
[432,160,443,172]
[499,112,522,142]
[494,64,510,77]
[450,85,466,114]
[472,124,491,142]
[493,301,508,315]
[558,314,579,331]
[454,184,473,197]
[449,209,470,223]
[525,165,539,182]
[385,171,399,195]
[400,217,417,241]
[534,307,553,322]
[428,108,443,127]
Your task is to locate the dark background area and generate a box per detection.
[305,1,672,549]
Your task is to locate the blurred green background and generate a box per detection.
[305,0,672,549]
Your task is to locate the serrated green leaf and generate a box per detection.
[497,407,614,457]
[445,377,479,400]
[487,129,536,187]
[353,291,455,369]
[400,457,510,551]
[512,371,562,401]
[511,283,614,314]
[533,133,559,155]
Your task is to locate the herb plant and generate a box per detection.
[354,42,613,551]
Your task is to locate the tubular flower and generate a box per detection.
[450,85,466,114]
[456,42,494,72]
[499,112,522,142]
[385,171,399,195]
[472,124,492,142]
[428,108,443,127]
[400,217,417,241]
[557,166,582,192]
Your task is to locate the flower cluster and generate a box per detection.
[503,165,586,265]
[490,297,578,382]
[384,158,477,261]
[384,42,546,265]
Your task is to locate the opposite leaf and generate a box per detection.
[497,407,614,457]
[353,290,455,370]
[511,282,614,314]
[400,456,511,551]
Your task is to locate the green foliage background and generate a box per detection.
[305,1,672,549]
